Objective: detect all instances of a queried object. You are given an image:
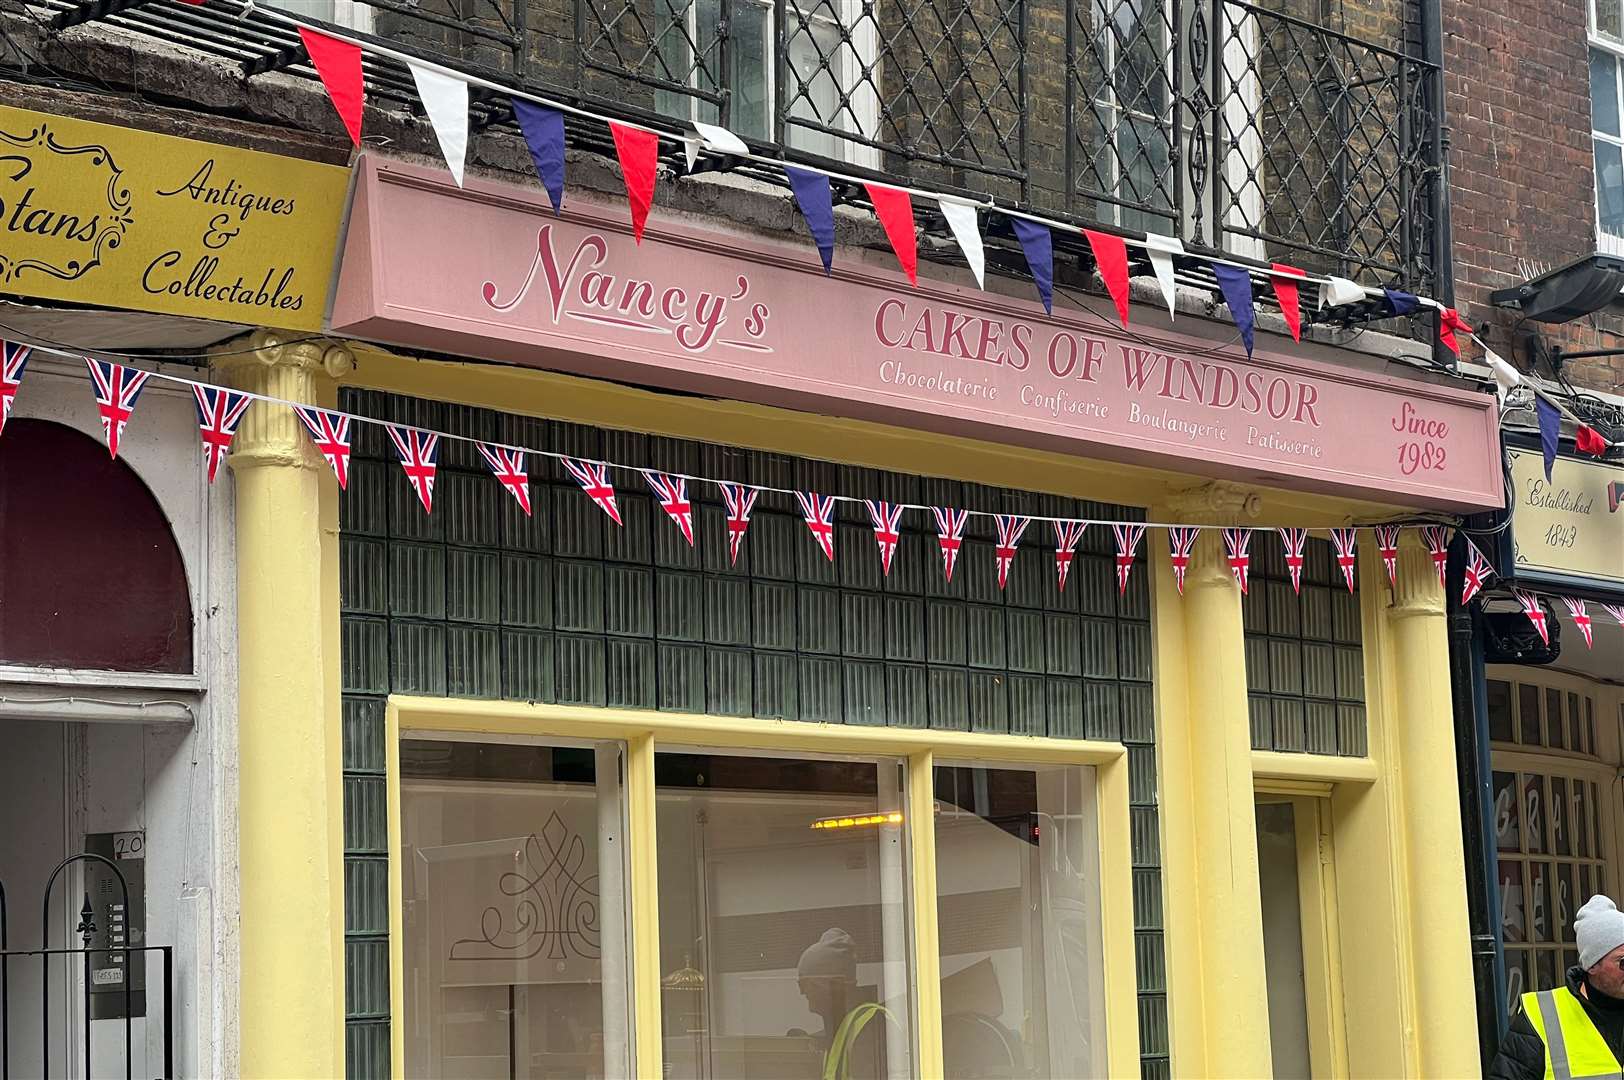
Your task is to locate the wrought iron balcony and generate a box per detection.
[31,0,1444,298]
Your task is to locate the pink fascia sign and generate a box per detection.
[329,156,1504,512]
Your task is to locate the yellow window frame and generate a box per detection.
[383,694,1142,1078]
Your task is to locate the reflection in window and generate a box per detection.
[400,739,631,1079]
[655,751,914,1080]
[934,764,1106,1078]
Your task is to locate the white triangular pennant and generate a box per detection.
[409,62,469,186]
[1323,276,1366,308]
[1485,349,1523,403]
[693,121,749,155]
[1142,233,1184,318]
[939,198,984,289]
[683,136,701,173]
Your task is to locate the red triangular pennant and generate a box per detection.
[1438,307,1470,357]
[1083,229,1130,326]
[864,183,917,285]
[609,121,659,243]
[1271,263,1305,342]
[299,28,365,146]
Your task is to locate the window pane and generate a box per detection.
[1597,139,1624,236]
[1548,689,1567,749]
[1518,684,1542,745]
[1488,680,1514,742]
[1494,771,1522,852]
[1575,781,1591,858]
[935,763,1106,1078]
[1593,49,1621,136]
[1530,862,1553,942]
[400,738,632,1079]
[1601,0,1624,42]
[1557,863,1576,942]
[656,751,915,1080]
[1525,774,1548,854]
[1552,777,1571,856]
[1501,860,1526,944]
[1569,693,1582,750]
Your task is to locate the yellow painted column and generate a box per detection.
[217,330,354,1079]
[1383,533,1480,1076]
[1151,490,1273,1078]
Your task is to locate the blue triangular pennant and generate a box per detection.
[1383,287,1419,316]
[1011,218,1053,314]
[1212,264,1255,357]
[785,165,834,275]
[1536,395,1561,482]
[512,98,565,213]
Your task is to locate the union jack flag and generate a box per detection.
[1277,527,1308,594]
[645,471,694,546]
[293,405,353,489]
[1420,526,1453,588]
[190,384,253,484]
[86,358,152,459]
[1223,528,1253,593]
[797,491,837,562]
[1168,526,1199,595]
[1330,527,1358,593]
[994,514,1030,589]
[1,340,31,437]
[1562,596,1594,649]
[1053,520,1087,592]
[386,424,440,515]
[1514,587,1549,646]
[1113,524,1145,595]
[1601,603,1624,628]
[477,443,531,515]
[1461,537,1495,604]
[933,507,970,582]
[562,458,623,525]
[1374,525,1402,589]
[865,500,904,577]
[718,482,759,565]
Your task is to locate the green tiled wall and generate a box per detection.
[1242,536,1368,756]
[339,389,1168,1078]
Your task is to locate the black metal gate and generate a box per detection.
[0,854,173,1080]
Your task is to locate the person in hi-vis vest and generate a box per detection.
[1490,895,1624,1080]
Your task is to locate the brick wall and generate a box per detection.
[1445,0,1624,397]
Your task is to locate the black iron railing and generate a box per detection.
[29,0,1443,294]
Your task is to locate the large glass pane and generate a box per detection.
[1531,862,1553,942]
[400,738,632,1079]
[1255,801,1311,1080]
[1601,0,1624,43]
[1518,684,1542,746]
[1493,771,1522,852]
[1525,774,1548,854]
[1593,49,1620,136]
[1487,680,1514,743]
[1596,139,1624,237]
[656,750,915,1080]
[1547,690,1565,750]
[1500,860,1526,945]
[934,763,1107,1078]
[1552,777,1571,856]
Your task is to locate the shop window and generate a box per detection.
[933,763,1106,1078]
[1242,537,1365,755]
[0,418,192,673]
[399,737,633,1078]
[655,750,915,1079]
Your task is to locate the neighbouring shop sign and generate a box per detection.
[0,105,346,331]
[1508,447,1624,587]
[331,157,1503,511]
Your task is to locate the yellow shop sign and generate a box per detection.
[1508,447,1624,586]
[0,105,347,331]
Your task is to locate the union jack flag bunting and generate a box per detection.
[993,514,1030,589]
[1,340,31,437]
[865,500,904,577]
[1461,537,1495,604]
[1053,520,1087,592]
[1374,525,1402,589]
[293,405,353,489]
[386,424,440,515]
[933,507,970,582]
[190,384,253,484]
[797,491,837,562]
[1562,597,1594,649]
[86,358,152,459]
[1420,526,1453,588]
[645,471,694,546]
[562,458,623,525]
[477,443,531,515]
[1223,528,1254,594]
[1113,524,1145,594]
[1514,587,1549,646]
[1330,527,1358,593]
[1277,527,1308,594]
[718,482,759,566]
[1168,526,1199,595]
[1602,603,1624,629]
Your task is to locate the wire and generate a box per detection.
[0,317,329,361]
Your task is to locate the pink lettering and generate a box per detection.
[876,298,907,347]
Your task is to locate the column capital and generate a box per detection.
[214,329,354,471]
[1389,530,1446,619]
[1161,479,1264,524]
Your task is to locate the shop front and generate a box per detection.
[221,155,1508,1078]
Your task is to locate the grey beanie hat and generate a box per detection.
[1576,895,1624,969]
[797,928,857,980]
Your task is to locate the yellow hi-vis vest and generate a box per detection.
[1523,988,1624,1079]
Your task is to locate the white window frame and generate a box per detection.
[1588,0,1624,255]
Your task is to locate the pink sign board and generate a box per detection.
[330,157,1503,511]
